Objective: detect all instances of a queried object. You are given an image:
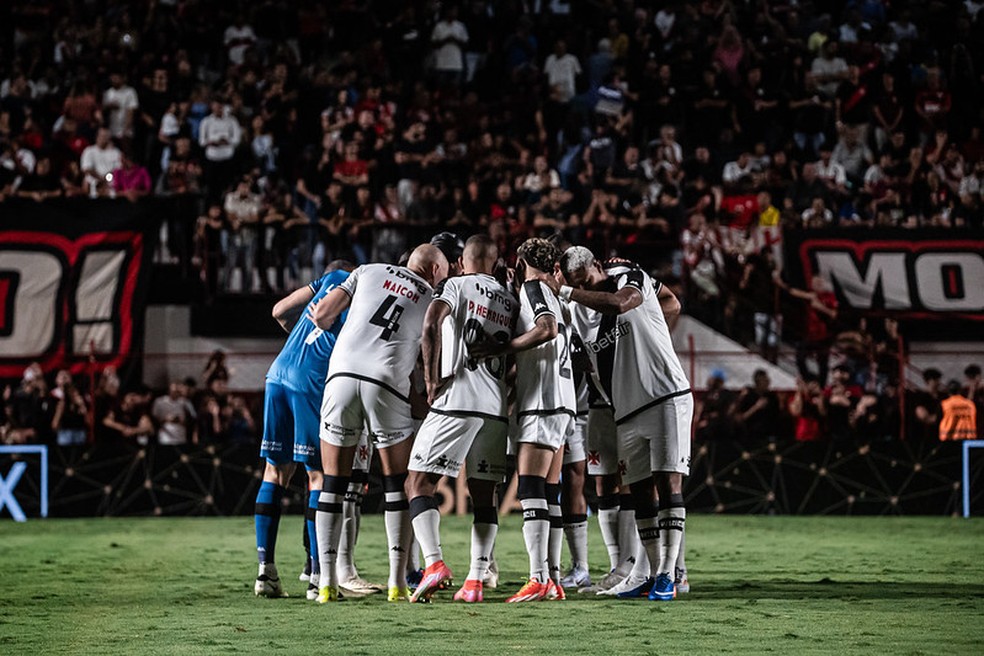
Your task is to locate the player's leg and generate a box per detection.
[507,440,555,602]
[559,417,589,589]
[560,458,590,588]
[377,438,414,601]
[609,427,658,599]
[315,377,363,603]
[337,435,381,594]
[545,447,565,591]
[254,382,296,597]
[304,467,323,600]
[454,419,508,602]
[648,394,693,602]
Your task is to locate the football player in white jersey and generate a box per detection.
[472,238,576,603]
[310,243,448,603]
[557,246,692,601]
[404,235,517,603]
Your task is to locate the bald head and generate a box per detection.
[462,234,498,275]
[407,243,449,287]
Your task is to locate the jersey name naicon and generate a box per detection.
[382,278,422,303]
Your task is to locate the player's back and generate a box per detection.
[328,263,434,396]
[514,279,576,416]
[433,273,516,418]
[595,264,689,422]
[267,270,349,395]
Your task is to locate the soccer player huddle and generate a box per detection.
[253,232,693,604]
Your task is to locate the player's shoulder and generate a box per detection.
[521,279,555,314]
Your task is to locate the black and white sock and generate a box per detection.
[518,475,549,583]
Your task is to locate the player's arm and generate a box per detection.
[472,313,557,358]
[272,286,316,333]
[308,287,352,330]
[656,281,681,330]
[564,285,642,316]
[421,300,453,404]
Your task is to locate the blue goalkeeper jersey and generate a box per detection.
[266,270,349,396]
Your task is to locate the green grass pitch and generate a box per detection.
[2,515,983,655]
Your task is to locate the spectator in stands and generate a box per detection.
[2,364,48,445]
[50,369,88,447]
[740,247,779,362]
[430,5,468,90]
[102,386,154,447]
[695,369,735,442]
[112,151,152,200]
[199,100,242,201]
[939,380,977,441]
[225,395,256,444]
[102,71,138,145]
[152,381,197,447]
[16,155,64,201]
[964,365,984,437]
[223,177,263,292]
[910,368,944,443]
[824,364,864,441]
[197,374,230,444]
[790,374,826,442]
[732,369,782,443]
[80,127,122,197]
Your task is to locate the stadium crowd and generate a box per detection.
[2,1,983,447]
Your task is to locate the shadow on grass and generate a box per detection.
[697,579,984,601]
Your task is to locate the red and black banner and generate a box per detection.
[0,198,159,381]
[784,228,984,322]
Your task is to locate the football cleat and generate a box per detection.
[410,561,454,603]
[616,576,655,599]
[306,573,320,601]
[544,579,566,601]
[406,568,425,591]
[559,565,591,589]
[505,578,549,603]
[316,585,340,603]
[453,579,484,603]
[482,559,499,589]
[387,585,411,602]
[254,563,287,598]
[649,573,676,601]
[675,567,690,594]
[339,575,384,596]
[599,574,650,597]
[579,569,622,594]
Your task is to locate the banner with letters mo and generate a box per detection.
[0,198,159,381]
[784,228,984,322]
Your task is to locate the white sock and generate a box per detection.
[336,481,362,581]
[408,535,421,573]
[657,507,685,576]
[628,534,651,579]
[384,489,410,589]
[636,515,661,575]
[547,497,563,584]
[520,497,550,583]
[563,515,589,570]
[468,515,498,581]
[409,502,443,567]
[315,488,345,588]
[676,528,687,574]
[615,505,638,576]
[598,501,621,570]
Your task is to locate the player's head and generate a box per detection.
[430,231,465,276]
[461,234,498,275]
[407,243,449,287]
[325,259,355,273]
[559,245,604,289]
[516,238,560,281]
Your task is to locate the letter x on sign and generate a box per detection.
[0,445,49,522]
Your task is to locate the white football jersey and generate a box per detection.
[431,273,517,420]
[514,280,577,418]
[587,264,690,423]
[327,263,434,398]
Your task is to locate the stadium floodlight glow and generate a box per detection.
[0,445,48,522]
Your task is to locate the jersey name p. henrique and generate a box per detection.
[432,273,517,420]
[514,280,577,419]
[266,270,349,396]
[327,263,434,399]
[589,264,690,424]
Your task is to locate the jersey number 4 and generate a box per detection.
[370,295,405,341]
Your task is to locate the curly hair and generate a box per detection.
[516,237,560,273]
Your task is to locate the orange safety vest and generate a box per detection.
[939,395,978,441]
